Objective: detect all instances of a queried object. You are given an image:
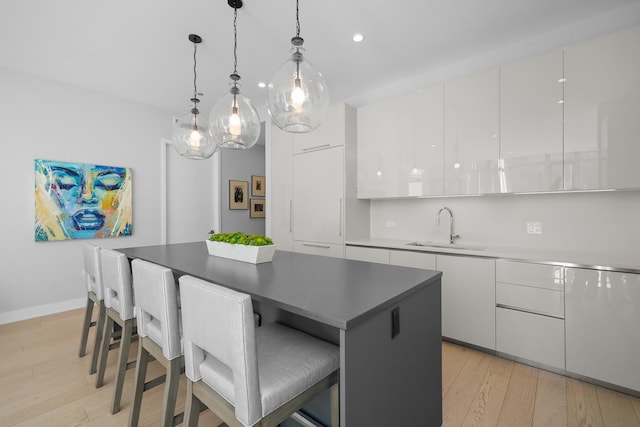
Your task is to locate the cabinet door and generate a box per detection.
[564,26,640,190]
[270,126,294,250]
[565,268,640,392]
[293,146,344,244]
[496,307,565,370]
[398,85,445,197]
[500,49,564,192]
[293,103,346,154]
[345,246,389,264]
[436,255,495,349]
[357,98,399,198]
[389,250,436,270]
[444,69,500,195]
[293,241,344,258]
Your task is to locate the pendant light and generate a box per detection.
[267,0,329,133]
[173,34,218,160]
[209,0,261,150]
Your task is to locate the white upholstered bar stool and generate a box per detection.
[129,259,183,427]
[78,243,106,375]
[95,248,137,414]
[179,275,340,427]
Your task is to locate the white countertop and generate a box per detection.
[346,238,640,273]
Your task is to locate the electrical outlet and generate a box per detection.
[526,221,543,235]
[385,221,396,228]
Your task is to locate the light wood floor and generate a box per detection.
[1,309,639,426]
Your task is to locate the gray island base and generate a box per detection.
[117,242,442,426]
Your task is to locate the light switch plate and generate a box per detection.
[526,221,543,234]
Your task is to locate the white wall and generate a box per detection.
[0,66,173,323]
[370,191,639,256]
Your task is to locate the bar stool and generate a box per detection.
[95,248,137,414]
[78,243,106,375]
[129,259,183,427]
[178,275,340,427]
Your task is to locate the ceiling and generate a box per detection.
[1,0,639,119]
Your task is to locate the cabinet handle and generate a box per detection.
[289,200,293,233]
[496,303,564,320]
[302,144,331,152]
[339,198,343,237]
[302,243,331,249]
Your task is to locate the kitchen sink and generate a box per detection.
[405,241,487,251]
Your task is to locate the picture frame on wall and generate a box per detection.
[250,199,266,218]
[229,180,248,210]
[251,175,265,197]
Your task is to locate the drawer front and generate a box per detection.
[496,282,564,318]
[294,241,344,258]
[496,260,564,290]
[345,246,390,264]
[496,307,565,370]
[389,250,436,269]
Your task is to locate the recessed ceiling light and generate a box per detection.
[352,33,364,43]
[258,82,266,88]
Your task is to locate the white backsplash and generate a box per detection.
[370,190,639,256]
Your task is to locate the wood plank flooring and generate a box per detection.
[1,309,639,426]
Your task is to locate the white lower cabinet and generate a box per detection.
[294,241,344,259]
[496,307,564,370]
[345,246,389,264]
[495,260,565,369]
[389,250,436,270]
[565,267,640,392]
[437,255,495,350]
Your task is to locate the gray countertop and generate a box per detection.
[116,241,441,330]
[346,238,640,273]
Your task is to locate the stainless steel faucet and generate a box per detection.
[436,207,460,244]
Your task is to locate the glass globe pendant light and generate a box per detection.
[267,0,329,133]
[173,34,218,160]
[209,0,261,150]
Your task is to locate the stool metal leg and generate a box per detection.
[111,317,135,414]
[89,300,106,374]
[128,340,150,427]
[162,356,182,427]
[184,380,202,427]
[95,314,114,388]
[78,296,95,357]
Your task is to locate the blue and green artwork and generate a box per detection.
[34,159,132,241]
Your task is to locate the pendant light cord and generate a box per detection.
[295,0,300,38]
[233,7,238,75]
[192,41,199,105]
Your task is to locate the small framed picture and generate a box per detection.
[250,199,266,218]
[229,180,248,210]
[251,175,266,197]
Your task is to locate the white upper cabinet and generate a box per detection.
[294,103,346,154]
[269,126,294,251]
[357,97,400,198]
[357,85,444,198]
[444,69,500,195]
[398,85,444,197]
[500,49,564,193]
[564,26,640,190]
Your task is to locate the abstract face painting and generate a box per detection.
[34,159,132,241]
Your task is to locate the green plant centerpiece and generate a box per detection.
[209,232,273,246]
[206,232,275,264]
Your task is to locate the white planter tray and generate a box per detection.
[206,240,276,264]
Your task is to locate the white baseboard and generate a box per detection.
[0,297,86,326]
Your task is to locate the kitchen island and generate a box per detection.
[117,241,442,426]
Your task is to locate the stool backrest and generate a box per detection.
[179,275,261,426]
[82,244,103,300]
[132,259,181,360]
[100,248,134,320]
